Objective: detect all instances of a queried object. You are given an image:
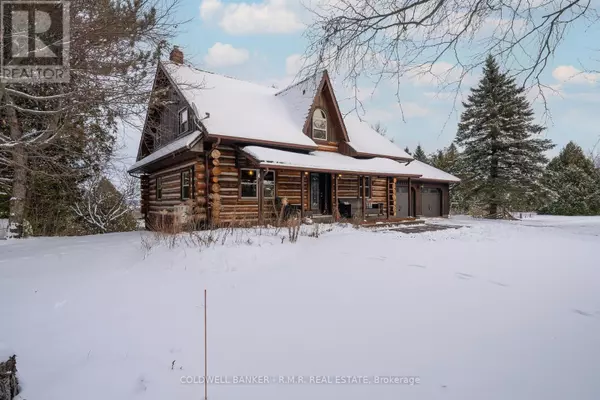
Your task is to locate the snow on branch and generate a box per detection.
[71,171,137,233]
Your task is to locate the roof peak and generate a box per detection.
[275,72,322,97]
[160,60,278,91]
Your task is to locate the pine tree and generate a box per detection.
[404,146,412,155]
[413,145,428,162]
[539,142,600,215]
[455,56,554,217]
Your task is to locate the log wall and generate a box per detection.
[140,175,149,217]
[208,145,259,226]
[146,159,207,229]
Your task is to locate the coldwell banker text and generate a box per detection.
[180,375,421,385]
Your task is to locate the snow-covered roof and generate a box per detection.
[402,160,461,182]
[275,75,320,134]
[128,130,202,173]
[344,115,412,160]
[242,146,422,177]
[162,62,318,149]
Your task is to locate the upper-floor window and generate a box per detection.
[312,108,327,140]
[179,108,189,134]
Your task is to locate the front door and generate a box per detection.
[310,173,331,214]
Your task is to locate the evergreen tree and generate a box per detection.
[413,145,428,162]
[539,142,600,215]
[430,143,460,171]
[404,146,412,155]
[455,56,554,217]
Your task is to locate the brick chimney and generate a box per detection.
[169,46,183,64]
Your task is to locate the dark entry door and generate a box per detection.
[310,173,331,214]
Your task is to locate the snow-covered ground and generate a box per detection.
[1,216,599,400]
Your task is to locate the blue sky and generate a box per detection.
[122,0,600,163]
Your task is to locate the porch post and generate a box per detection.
[258,168,264,225]
[300,171,305,219]
[361,175,366,219]
[407,177,412,218]
[386,177,391,220]
[334,174,339,221]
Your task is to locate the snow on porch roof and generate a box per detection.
[242,146,422,177]
[162,62,318,149]
[128,130,202,173]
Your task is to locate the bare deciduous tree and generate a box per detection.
[72,171,138,233]
[303,0,597,104]
[1,0,184,238]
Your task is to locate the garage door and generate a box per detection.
[397,186,409,217]
[422,188,441,217]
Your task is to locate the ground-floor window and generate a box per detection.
[359,176,371,198]
[241,169,276,199]
[264,171,275,199]
[156,177,163,200]
[241,169,258,198]
[181,168,193,200]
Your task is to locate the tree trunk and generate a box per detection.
[489,132,499,219]
[8,147,27,238]
[6,94,28,238]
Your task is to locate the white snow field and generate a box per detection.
[1,216,599,400]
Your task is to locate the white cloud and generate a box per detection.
[399,102,430,118]
[219,0,304,35]
[552,65,599,85]
[204,43,250,68]
[285,54,303,76]
[200,0,223,19]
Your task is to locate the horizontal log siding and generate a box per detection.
[276,170,302,206]
[336,175,389,216]
[147,159,207,225]
[194,157,208,222]
[212,145,259,226]
[338,175,359,198]
[140,175,149,216]
[371,177,388,216]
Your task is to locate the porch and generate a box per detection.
[204,145,428,227]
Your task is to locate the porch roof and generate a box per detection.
[241,146,423,177]
[128,130,202,173]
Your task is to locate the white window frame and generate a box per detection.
[312,108,327,140]
[240,169,258,199]
[179,107,189,134]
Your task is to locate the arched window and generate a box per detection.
[312,108,327,140]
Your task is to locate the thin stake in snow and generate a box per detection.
[204,289,208,400]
